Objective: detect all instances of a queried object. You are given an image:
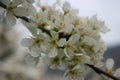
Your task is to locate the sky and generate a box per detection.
[17,0,120,47]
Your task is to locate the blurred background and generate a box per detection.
[0,0,120,80]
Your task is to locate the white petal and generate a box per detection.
[105,58,114,70]
[30,52,39,58]
[14,7,28,16]
[6,12,16,27]
[74,53,83,56]
[30,47,41,57]
[93,44,100,53]
[63,2,71,11]
[26,0,35,3]
[101,26,110,33]
[21,38,34,47]
[40,55,50,65]
[64,16,70,23]
[58,38,66,47]
[82,36,95,46]
[69,34,80,44]
[12,0,22,6]
[73,64,81,70]
[50,30,58,40]
[91,15,97,24]
[22,20,37,36]
[62,24,73,33]
[40,43,48,52]
[26,4,36,15]
[70,9,79,15]
[67,24,74,32]
[48,47,58,58]
[25,54,39,66]
[64,48,70,58]
[38,32,45,40]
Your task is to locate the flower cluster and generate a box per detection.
[0,0,110,80]
[0,0,35,27]
[20,1,109,79]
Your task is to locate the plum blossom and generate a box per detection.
[0,0,112,80]
[21,32,47,57]
[20,1,109,79]
[1,0,35,27]
[47,31,66,58]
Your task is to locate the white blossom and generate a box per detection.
[25,54,39,66]
[21,32,47,57]
[47,31,66,57]
[63,2,71,11]
[19,1,109,79]
[1,0,35,27]
[64,34,80,57]
[0,0,110,79]
[105,58,114,70]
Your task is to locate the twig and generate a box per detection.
[0,1,6,9]
[86,64,120,80]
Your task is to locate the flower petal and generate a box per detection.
[105,58,114,70]
[25,0,35,3]
[60,23,73,33]
[69,34,80,44]
[22,20,37,36]
[30,47,41,57]
[48,47,58,58]
[6,12,16,27]
[25,54,39,66]
[21,38,34,47]
[64,48,70,58]
[41,43,48,52]
[58,38,66,47]
[50,30,58,40]
[63,2,71,11]
[101,26,110,33]
[26,4,36,15]
[66,24,74,33]
[70,9,79,15]
[82,36,96,46]
[12,0,22,6]
[14,7,28,16]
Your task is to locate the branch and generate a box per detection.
[86,64,120,80]
[0,1,6,9]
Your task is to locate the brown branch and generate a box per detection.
[86,64,120,80]
[0,1,7,9]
